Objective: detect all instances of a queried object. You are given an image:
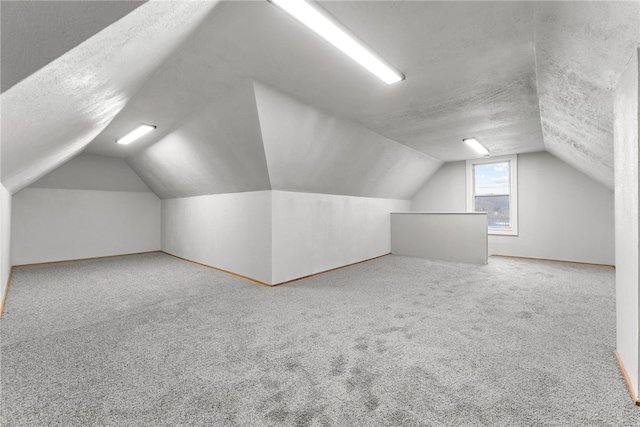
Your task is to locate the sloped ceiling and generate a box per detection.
[0,0,220,194]
[2,1,639,196]
[0,1,145,93]
[535,2,640,189]
[126,80,270,199]
[30,153,151,193]
[127,79,439,200]
[253,81,441,199]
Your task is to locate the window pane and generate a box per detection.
[475,195,510,227]
[474,162,509,195]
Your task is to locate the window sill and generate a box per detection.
[489,228,518,236]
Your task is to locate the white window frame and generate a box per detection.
[466,154,518,236]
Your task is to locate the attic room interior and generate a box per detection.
[1,0,639,424]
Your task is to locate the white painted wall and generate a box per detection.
[271,191,408,284]
[613,47,639,397]
[11,189,160,265]
[1,184,11,300]
[161,191,272,284]
[29,153,151,192]
[411,151,615,265]
[391,213,488,265]
[11,153,160,266]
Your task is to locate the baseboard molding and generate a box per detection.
[272,253,390,286]
[161,251,391,287]
[12,250,161,268]
[491,254,614,268]
[0,267,13,317]
[161,252,273,287]
[614,350,640,406]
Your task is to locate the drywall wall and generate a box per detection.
[254,81,441,200]
[11,189,160,265]
[11,152,158,265]
[1,183,11,301]
[613,47,639,398]
[161,191,272,284]
[411,151,614,265]
[162,190,407,285]
[391,213,487,265]
[271,191,408,284]
[29,153,150,192]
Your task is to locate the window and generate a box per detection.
[466,155,518,236]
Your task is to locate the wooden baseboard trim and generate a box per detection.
[160,251,273,287]
[0,267,13,316]
[272,253,390,286]
[161,252,391,287]
[614,350,640,406]
[491,254,614,268]
[12,250,161,268]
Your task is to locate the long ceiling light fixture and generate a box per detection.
[268,0,404,85]
[116,124,156,145]
[463,138,490,156]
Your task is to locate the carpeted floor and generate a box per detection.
[1,252,638,426]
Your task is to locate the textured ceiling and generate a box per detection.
[1,1,639,196]
[319,1,545,161]
[535,1,640,189]
[0,1,145,93]
[0,0,220,194]
[83,0,547,161]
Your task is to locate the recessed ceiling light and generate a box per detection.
[116,124,156,145]
[268,0,404,85]
[463,138,489,156]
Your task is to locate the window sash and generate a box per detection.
[466,155,518,236]
[473,194,511,228]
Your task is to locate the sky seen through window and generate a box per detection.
[474,162,509,195]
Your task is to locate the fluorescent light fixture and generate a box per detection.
[463,138,489,156]
[116,124,156,145]
[268,0,404,85]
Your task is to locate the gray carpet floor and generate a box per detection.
[1,252,638,426]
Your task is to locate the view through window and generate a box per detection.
[473,162,510,227]
[466,155,518,236]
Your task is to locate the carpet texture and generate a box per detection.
[1,252,638,426]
